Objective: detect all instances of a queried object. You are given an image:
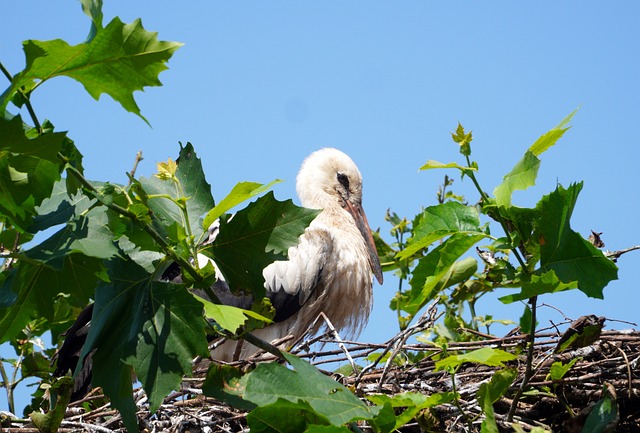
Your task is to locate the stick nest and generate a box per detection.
[4,325,639,432]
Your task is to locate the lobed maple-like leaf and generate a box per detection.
[1,17,182,122]
[139,142,215,245]
[536,183,618,299]
[206,192,320,297]
[81,258,209,431]
[244,353,380,428]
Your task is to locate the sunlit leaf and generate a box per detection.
[203,180,283,230]
[528,109,577,156]
[1,17,182,121]
[499,270,576,304]
[419,160,476,172]
[547,358,579,381]
[435,347,516,372]
[397,202,484,261]
[195,295,272,333]
[399,233,485,317]
[493,150,540,207]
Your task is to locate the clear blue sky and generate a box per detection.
[3,1,640,414]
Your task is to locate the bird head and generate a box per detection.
[297,148,383,284]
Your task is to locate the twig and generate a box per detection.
[605,245,640,262]
[127,151,144,187]
[507,296,538,422]
[59,420,115,433]
[370,302,438,392]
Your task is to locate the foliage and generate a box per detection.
[0,2,624,433]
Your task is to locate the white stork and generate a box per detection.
[210,147,383,360]
[54,148,382,395]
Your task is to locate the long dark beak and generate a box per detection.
[343,200,384,285]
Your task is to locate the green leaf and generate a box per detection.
[0,255,101,343]
[25,210,119,269]
[399,233,485,317]
[207,192,319,296]
[202,363,254,410]
[499,270,576,304]
[81,259,209,428]
[419,160,476,173]
[195,295,271,333]
[518,305,533,335]
[536,183,618,298]
[140,142,215,244]
[367,392,457,432]
[29,180,93,233]
[451,122,473,156]
[493,151,540,207]
[547,358,579,381]
[528,109,577,156]
[477,368,517,433]
[0,116,65,230]
[581,384,618,433]
[1,17,182,121]
[203,180,283,230]
[397,202,484,261]
[244,353,379,427]
[80,0,104,41]
[435,347,516,372]
[247,398,328,433]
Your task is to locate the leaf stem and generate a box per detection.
[61,156,220,302]
[464,155,528,270]
[0,358,15,415]
[507,295,538,421]
[0,61,13,82]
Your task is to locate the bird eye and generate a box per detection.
[336,172,350,190]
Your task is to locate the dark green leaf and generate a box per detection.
[536,183,618,298]
[202,364,254,410]
[247,398,327,433]
[0,116,65,229]
[207,192,319,296]
[519,305,533,335]
[477,368,517,433]
[81,258,209,427]
[582,384,619,433]
[244,353,379,426]
[0,255,101,343]
[367,392,457,432]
